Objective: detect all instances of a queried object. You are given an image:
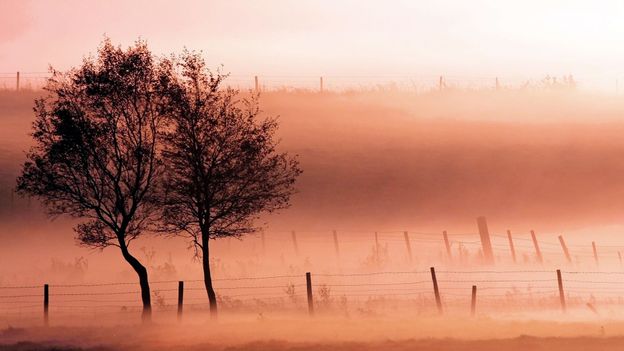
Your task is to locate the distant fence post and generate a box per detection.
[439,76,444,91]
[261,229,266,255]
[557,269,566,312]
[506,230,516,263]
[177,281,184,320]
[320,76,324,93]
[592,241,599,266]
[495,77,500,90]
[558,235,572,263]
[333,230,340,259]
[471,285,477,317]
[442,230,452,261]
[44,284,49,326]
[476,217,494,264]
[374,232,380,267]
[291,230,299,256]
[619,251,622,268]
[254,76,259,92]
[306,272,314,316]
[16,71,20,91]
[430,267,443,314]
[530,230,544,264]
[403,231,413,263]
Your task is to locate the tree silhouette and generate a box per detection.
[160,52,301,317]
[16,39,172,321]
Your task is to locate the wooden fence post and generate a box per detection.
[403,231,413,263]
[495,77,500,90]
[557,269,566,312]
[320,76,324,93]
[261,229,266,255]
[476,217,494,264]
[471,285,477,317]
[506,230,516,263]
[530,230,544,264]
[333,230,340,259]
[254,76,259,92]
[592,241,599,266]
[44,284,49,326]
[619,251,623,268]
[558,235,572,263]
[442,230,452,261]
[430,267,443,314]
[439,76,444,91]
[177,281,184,320]
[291,230,299,256]
[306,272,314,316]
[16,71,20,91]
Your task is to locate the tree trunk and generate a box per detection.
[120,242,152,321]
[201,228,218,318]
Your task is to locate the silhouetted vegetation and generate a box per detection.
[159,52,301,317]
[15,39,175,320]
[13,39,301,320]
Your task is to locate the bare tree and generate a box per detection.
[160,52,301,318]
[16,39,172,321]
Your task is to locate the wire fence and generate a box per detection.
[0,71,616,93]
[1,269,623,327]
[1,191,622,271]
[223,227,624,270]
[1,192,622,275]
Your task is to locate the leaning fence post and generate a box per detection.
[403,231,413,263]
[306,272,314,316]
[333,230,340,259]
[430,267,443,314]
[471,285,477,317]
[442,230,452,261]
[557,269,566,312]
[558,235,572,263]
[177,281,184,320]
[476,217,494,264]
[44,284,49,326]
[592,241,599,266]
[291,230,299,256]
[530,230,544,264]
[507,230,517,263]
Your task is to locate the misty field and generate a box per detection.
[3,88,624,349]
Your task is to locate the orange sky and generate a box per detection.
[1,0,624,89]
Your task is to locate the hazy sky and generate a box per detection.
[1,0,624,84]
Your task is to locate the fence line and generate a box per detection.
[1,268,624,326]
[3,198,622,268]
[0,71,610,93]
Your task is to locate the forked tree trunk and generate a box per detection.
[201,228,218,318]
[120,242,152,321]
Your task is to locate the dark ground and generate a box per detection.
[2,337,624,351]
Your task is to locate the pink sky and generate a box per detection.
[1,0,624,88]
